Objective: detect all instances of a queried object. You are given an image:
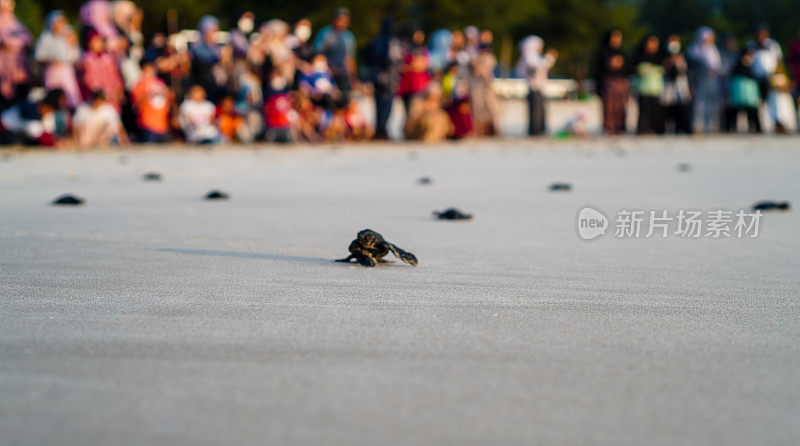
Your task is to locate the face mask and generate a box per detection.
[313,62,327,72]
[238,17,254,34]
[295,25,311,43]
[668,41,680,54]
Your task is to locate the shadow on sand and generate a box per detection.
[154,248,332,265]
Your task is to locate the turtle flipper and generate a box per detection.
[385,243,418,266]
[335,255,354,263]
[358,255,378,267]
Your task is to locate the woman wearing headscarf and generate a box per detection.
[633,34,665,134]
[428,29,453,76]
[35,11,82,108]
[687,26,722,133]
[516,35,557,136]
[0,0,31,106]
[79,0,122,52]
[190,15,222,102]
[594,30,629,135]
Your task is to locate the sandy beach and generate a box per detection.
[1,136,799,445]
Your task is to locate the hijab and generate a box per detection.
[80,0,119,39]
[688,26,721,70]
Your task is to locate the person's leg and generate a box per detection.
[654,100,665,134]
[636,96,647,134]
[747,107,762,133]
[529,90,546,135]
[527,89,536,136]
[402,94,413,120]
[375,86,392,139]
[678,103,692,134]
[663,104,675,133]
[535,91,546,135]
[723,106,735,133]
[140,129,168,143]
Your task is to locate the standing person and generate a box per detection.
[718,34,740,133]
[687,26,723,133]
[112,0,144,88]
[365,17,401,140]
[80,32,125,111]
[752,25,793,133]
[516,35,557,136]
[789,27,800,110]
[470,30,499,136]
[0,0,31,108]
[451,30,470,76]
[288,19,314,65]
[79,0,123,54]
[594,30,629,135]
[35,11,82,109]
[312,7,356,106]
[230,11,255,59]
[398,28,431,118]
[190,16,222,102]
[725,43,762,133]
[662,34,692,133]
[633,35,665,134]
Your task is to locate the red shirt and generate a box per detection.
[265,93,292,129]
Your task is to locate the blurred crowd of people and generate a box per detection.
[0,1,509,147]
[595,26,800,135]
[0,0,799,148]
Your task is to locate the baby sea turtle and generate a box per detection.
[752,200,790,212]
[434,208,473,220]
[143,172,162,181]
[677,163,692,172]
[205,190,229,200]
[418,176,433,185]
[336,229,418,267]
[52,194,84,206]
[549,182,572,192]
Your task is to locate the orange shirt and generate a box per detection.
[218,113,243,140]
[132,76,171,134]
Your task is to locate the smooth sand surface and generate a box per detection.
[1,137,799,445]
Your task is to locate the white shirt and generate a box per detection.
[179,99,220,143]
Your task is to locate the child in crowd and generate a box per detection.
[264,73,293,143]
[131,60,172,142]
[73,90,127,147]
[178,85,221,144]
[299,54,340,109]
[343,99,372,140]
[80,32,125,111]
[404,84,451,142]
[217,95,243,141]
[0,88,59,146]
